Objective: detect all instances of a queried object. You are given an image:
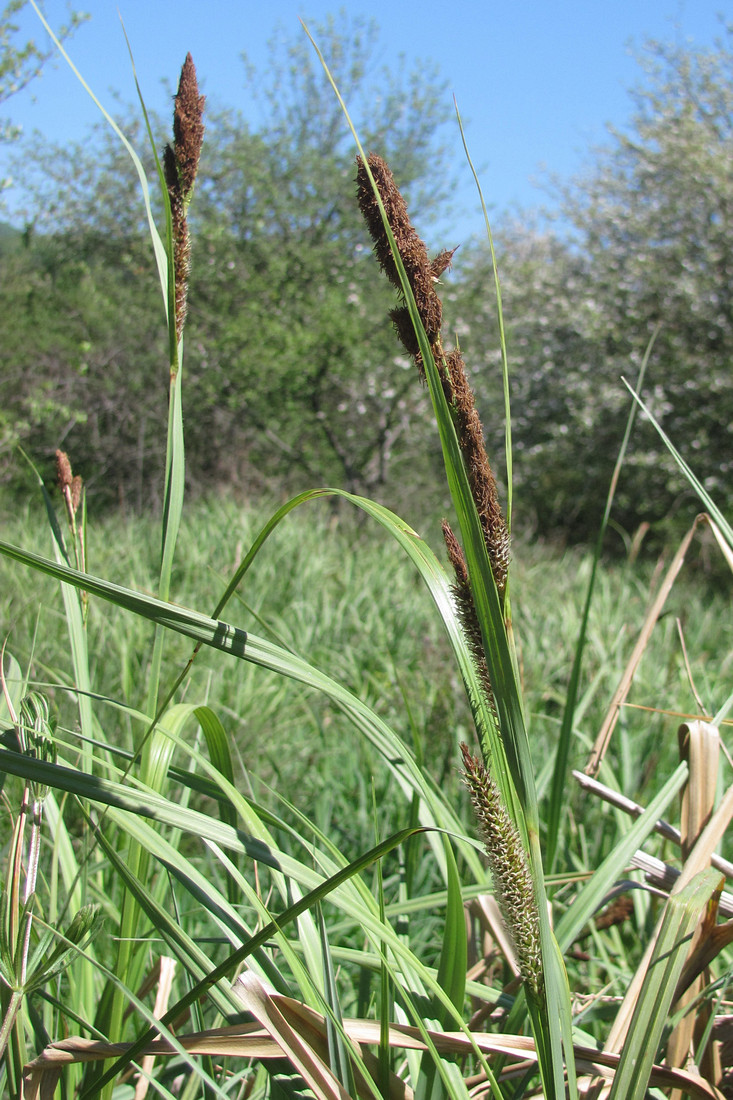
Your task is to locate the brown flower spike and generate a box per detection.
[164,54,205,343]
[171,53,205,199]
[444,350,509,597]
[55,449,87,617]
[442,519,499,725]
[357,155,532,1000]
[356,151,509,645]
[55,450,82,521]
[55,449,72,494]
[356,154,443,346]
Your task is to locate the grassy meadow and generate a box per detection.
[3,493,729,829]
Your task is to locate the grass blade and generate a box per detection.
[623,378,733,550]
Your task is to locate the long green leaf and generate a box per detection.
[37,910,230,1100]
[434,836,467,1027]
[29,0,169,302]
[199,486,501,784]
[0,535,483,878]
[623,378,733,550]
[453,101,513,536]
[82,823,424,1099]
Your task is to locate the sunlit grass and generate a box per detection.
[3,492,730,840]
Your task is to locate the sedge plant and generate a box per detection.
[1,9,733,1100]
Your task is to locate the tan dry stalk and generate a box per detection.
[598,760,733,1086]
[164,53,205,343]
[667,721,722,1093]
[461,743,543,998]
[22,1023,721,1100]
[133,957,177,1100]
[585,513,707,777]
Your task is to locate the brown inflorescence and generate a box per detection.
[430,247,458,281]
[444,350,509,598]
[55,449,83,522]
[388,305,422,369]
[461,743,543,998]
[172,53,205,199]
[355,154,443,344]
[442,520,498,725]
[164,144,190,344]
[355,152,509,602]
[55,449,72,493]
[70,476,82,515]
[164,54,205,344]
[356,151,513,761]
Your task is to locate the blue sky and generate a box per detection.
[3,0,729,241]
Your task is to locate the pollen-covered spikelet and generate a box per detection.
[54,449,86,610]
[171,53,205,201]
[444,350,509,598]
[55,449,72,493]
[461,743,543,998]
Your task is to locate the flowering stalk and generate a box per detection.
[163,53,205,346]
[461,744,543,998]
[356,153,509,729]
[55,449,87,622]
[356,154,546,1006]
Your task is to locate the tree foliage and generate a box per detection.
[3,20,733,542]
[1,14,455,507]
[0,1,85,145]
[183,15,455,499]
[455,26,733,542]
[0,225,167,504]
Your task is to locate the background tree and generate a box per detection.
[0,118,167,506]
[0,1,85,147]
[567,29,733,539]
[455,26,733,543]
[1,14,456,508]
[184,14,456,501]
[5,17,733,539]
[449,226,607,538]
